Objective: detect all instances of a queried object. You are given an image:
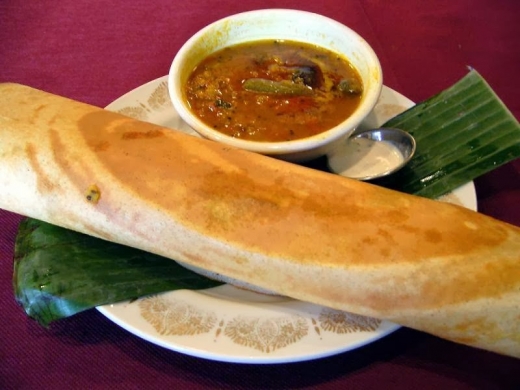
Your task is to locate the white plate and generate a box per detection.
[97,76,477,364]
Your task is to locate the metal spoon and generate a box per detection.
[327,128,416,181]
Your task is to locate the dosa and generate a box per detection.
[0,83,519,358]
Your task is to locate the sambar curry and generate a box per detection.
[184,40,364,142]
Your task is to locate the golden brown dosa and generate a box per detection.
[0,83,519,357]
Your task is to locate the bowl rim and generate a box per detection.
[168,8,383,155]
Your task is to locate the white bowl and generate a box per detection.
[168,9,383,162]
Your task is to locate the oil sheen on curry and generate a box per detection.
[184,40,364,142]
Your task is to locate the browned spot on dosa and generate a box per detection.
[122,129,164,140]
[25,143,56,194]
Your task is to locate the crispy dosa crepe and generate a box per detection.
[1,83,519,358]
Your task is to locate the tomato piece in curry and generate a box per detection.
[184,40,363,142]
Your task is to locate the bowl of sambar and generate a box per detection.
[168,9,382,162]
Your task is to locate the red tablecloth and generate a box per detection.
[1,1,519,388]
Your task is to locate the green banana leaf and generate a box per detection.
[13,70,520,327]
[13,218,222,326]
[374,69,520,197]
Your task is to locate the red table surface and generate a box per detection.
[1,1,519,389]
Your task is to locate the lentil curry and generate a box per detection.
[184,40,364,142]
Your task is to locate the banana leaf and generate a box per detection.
[13,218,222,326]
[13,70,520,327]
[373,69,520,197]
